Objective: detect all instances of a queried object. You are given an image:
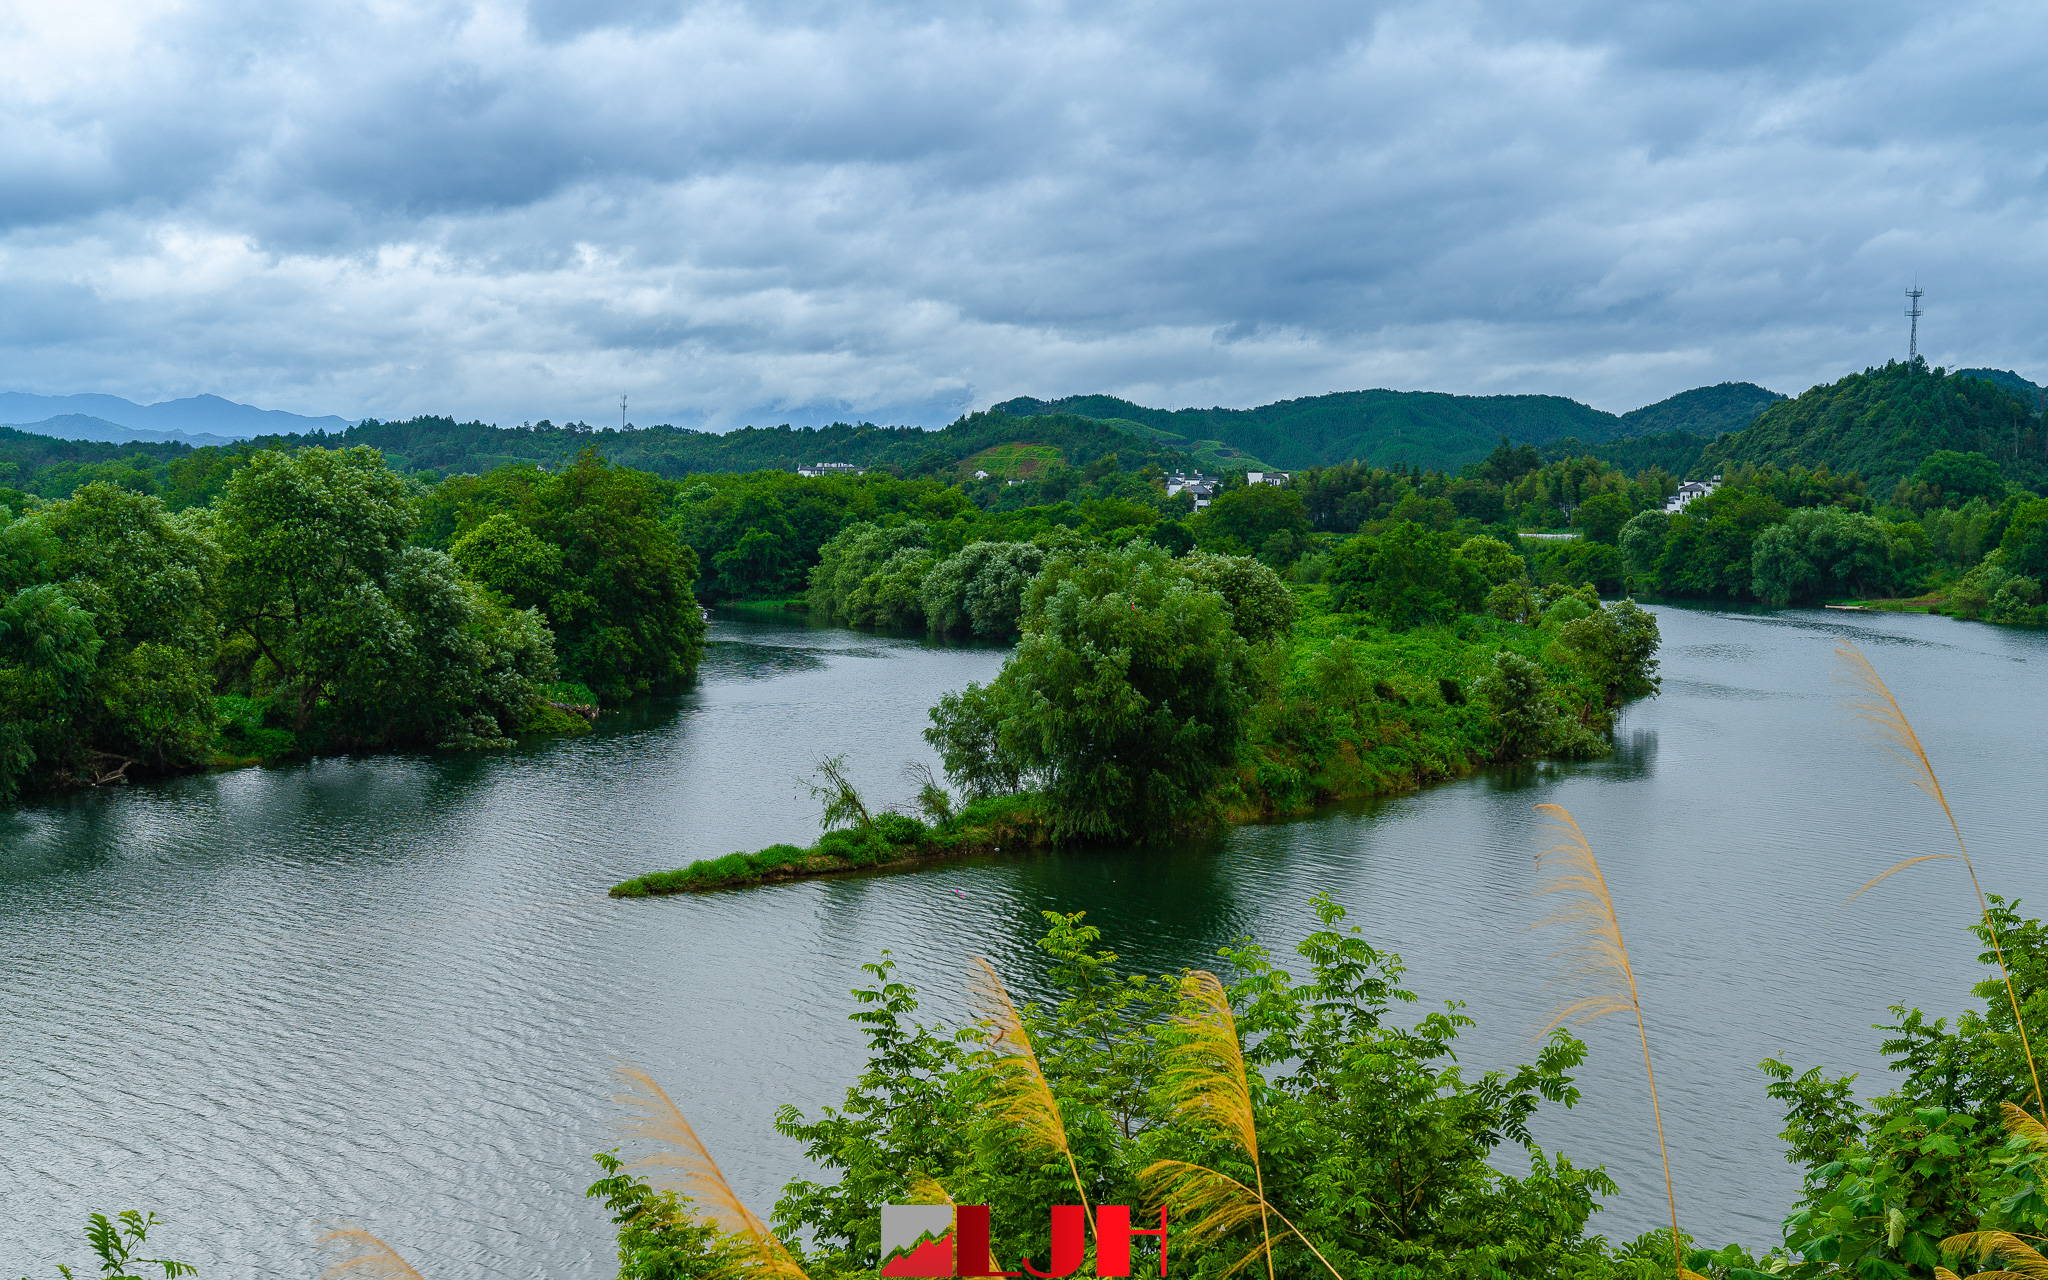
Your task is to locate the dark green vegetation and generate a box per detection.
[615,520,1660,891]
[1715,361,2047,492]
[580,887,2048,1280]
[995,381,1781,473]
[12,355,2047,805]
[1616,381,1787,437]
[0,446,699,800]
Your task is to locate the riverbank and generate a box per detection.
[612,584,1653,895]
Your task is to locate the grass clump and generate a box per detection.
[610,764,1046,896]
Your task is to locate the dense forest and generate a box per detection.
[0,447,703,799]
[9,353,2048,800]
[993,381,1783,473]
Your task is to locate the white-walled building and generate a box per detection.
[1663,475,1723,513]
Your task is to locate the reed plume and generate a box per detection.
[315,1226,425,1280]
[1835,642,2043,1114]
[615,1065,811,1280]
[904,1172,954,1206]
[1936,1104,2048,1279]
[1133,970,1331,1280]
[967,957,1090,1219]
[1532,804,1705,1280]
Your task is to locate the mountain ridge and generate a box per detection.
[0,413,245,449]
[0,391,350,441]
[990,382,1783,473]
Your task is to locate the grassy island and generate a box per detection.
[613,538,1659,896]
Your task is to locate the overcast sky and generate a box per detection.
[3,0,2043,428]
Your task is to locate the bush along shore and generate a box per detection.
[612,538,1658,895]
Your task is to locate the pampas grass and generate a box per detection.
[1532,804,1705,1280]
[1936,1105,2048,1279]
[1836,642,2044,1113]
[316,1226,425,1280]
[1152,971,1271,1280]
[1139,971,1342,1280]
[967,956,1090,1218]
[614,1065,811,1280]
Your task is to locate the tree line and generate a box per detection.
[0,446,703,800]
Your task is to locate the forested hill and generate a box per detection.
[339,409,1190,479]
[1706,359,2047,490]
[994,382,1781,473]
[0,409,1195,503]
[1616,381,1784,436]
[1957,367,2047,411]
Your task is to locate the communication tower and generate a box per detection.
[1905,287,1924,361]
[621,394,628,431]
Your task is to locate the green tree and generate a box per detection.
[0,583,103,799]
[1453,535,1527,587]
[218,446,557,743]
[921,540,1047,639]
[1912,450,2006,507]
[586,1153,752,1280]
[1195,486,1311,554]
[1618,510,1670,592]
[1572,491,1631,544]
[1750,506,1910,606]
[11,483,224,770]
[1328,523,1481,628]
[809,522,934,629]
[761,902,1620,1280]
[1174,551,1299,645]
[525,450,707,701]
[1999,498,2048,580]
[217,446,417,731]
[925,544,1256,841]
[452,513,563,609]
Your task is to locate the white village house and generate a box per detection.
[1165,471,1219,508]
[796,462,867,478]
[1663,476,1723,513]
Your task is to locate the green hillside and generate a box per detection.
[0,409,1192,506]
[1616,381,1783,437]
[994,390,1624,473]
[1706,359,2046,490]
[1957,368,2047,412]
[994,381,1781,474]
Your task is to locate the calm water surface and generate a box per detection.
[2,604,2041,1276]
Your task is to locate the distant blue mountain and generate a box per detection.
[0,391,350,440]
[1,414,245,449]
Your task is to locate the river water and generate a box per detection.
[2,604,2041,1277]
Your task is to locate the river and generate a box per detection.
[1,603,2042,1277]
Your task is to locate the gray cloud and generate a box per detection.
[1,0,2042,428]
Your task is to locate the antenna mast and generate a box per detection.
[1905,287,1924,361]
[621,394,628,431]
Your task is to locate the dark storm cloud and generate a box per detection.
[1,0,2043,426]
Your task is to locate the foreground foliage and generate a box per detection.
[762,901,1624,1280]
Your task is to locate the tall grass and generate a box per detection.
[1937,1104,2048,1279]
[614,1065,812,1280]
[1139,970,1343,1280]
[1836,642,2044,1114]
[967,956,1091,1220]
[1532,803,1703,1280]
